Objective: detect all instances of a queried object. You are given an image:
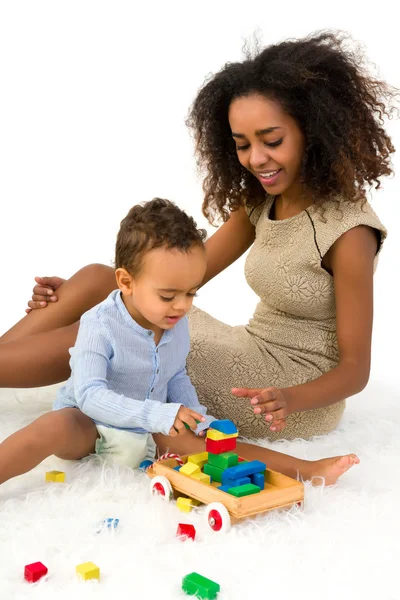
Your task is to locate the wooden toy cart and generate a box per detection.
[147,454,304,532]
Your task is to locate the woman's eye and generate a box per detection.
[236,144,250,151]
[266,139,283,148]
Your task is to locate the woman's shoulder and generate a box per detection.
[310,197,387,258]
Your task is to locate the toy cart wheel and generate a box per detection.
[150,476,173,500]
[205,502,231,533]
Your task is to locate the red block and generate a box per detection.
[24,562,48,583]
[206,437,236,455]
[177,523,196,541]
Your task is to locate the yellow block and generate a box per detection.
[187,451,209,468]
[191,472,211,485]
[76,561,100,581]
[179,462,200,477]
[176,497,201,513]
[206,429,238,441]
[45,470,65,483]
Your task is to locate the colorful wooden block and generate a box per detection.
[191,472,211,485]
[139,459,154,470]
[251,472,265,490]
[222,460,266,484]
[228,483,261,497]
[76,561,100,581]
[45,470,65,483]
[24,561,48,583]
[174,465,181,471]
[206,429,238,441]
[203,463,224,483]
[177,523,196,541]
[182,572,220,599]
[206,437,236,455]
[103,518,119,529]
[188,451,209,468]
[177,497,201,513]
[208,452,238,470]
[223,476,251,489]
[180,462,201,477]
[209,419,237,435]
[217,484,231,493]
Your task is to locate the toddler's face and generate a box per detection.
[123,244,206,331]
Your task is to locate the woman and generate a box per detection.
[1,32,395,443]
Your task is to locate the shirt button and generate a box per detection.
[147,331,152,336]
[157,369,159,374]
[151,387,154,392]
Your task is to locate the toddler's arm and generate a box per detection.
[72,315,181,435]
[167,365,215,434]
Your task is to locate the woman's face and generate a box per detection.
[228,94,305,197]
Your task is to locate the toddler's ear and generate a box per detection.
[115,268,133,294]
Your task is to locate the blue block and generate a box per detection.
[217,485,231,493]
[173,465,181,471]
[209,419,238,435]
[222,460,266,484]
[104,517,119,529]
[223,476,251,488]
[251,472,265,490]
[139,459,154,470]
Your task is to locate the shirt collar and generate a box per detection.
[113,290,173,344]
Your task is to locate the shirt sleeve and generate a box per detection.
[167,364,215,434]
[72,314,180,435]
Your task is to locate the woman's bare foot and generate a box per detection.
[305,454,360,486]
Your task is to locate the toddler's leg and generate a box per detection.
[0,408,98,484]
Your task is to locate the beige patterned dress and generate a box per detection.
[187,195,386,440]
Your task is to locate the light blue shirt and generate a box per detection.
[53,290,214,436]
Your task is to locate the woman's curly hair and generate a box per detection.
[187,31,398,224]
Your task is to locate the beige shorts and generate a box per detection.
[94,426,157,469]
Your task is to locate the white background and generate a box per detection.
[0,0,399,385]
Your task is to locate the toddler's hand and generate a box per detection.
[169,407,205,437]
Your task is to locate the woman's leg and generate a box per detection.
[1,264,116,343]
[0,324,78,387]
[0,408,98,484]
[0,264,116,387]
[153,432,359,486]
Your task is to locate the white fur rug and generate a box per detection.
[0,381,399,600]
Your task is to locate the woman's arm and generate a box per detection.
[202,206,255,286]
[282,225,377,412]
[233,225,379,430]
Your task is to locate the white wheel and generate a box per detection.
[150,476,173,500]
[205,502,231,533]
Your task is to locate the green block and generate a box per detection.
[203,463,224,483]
[184,419,201,430]
[182,572,220,599]
[227,483,261,497]
[208,452,238,470]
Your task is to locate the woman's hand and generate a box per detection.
[232,386,288,432]
[25,276,65,313]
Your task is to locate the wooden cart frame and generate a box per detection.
[148,454,304,532]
